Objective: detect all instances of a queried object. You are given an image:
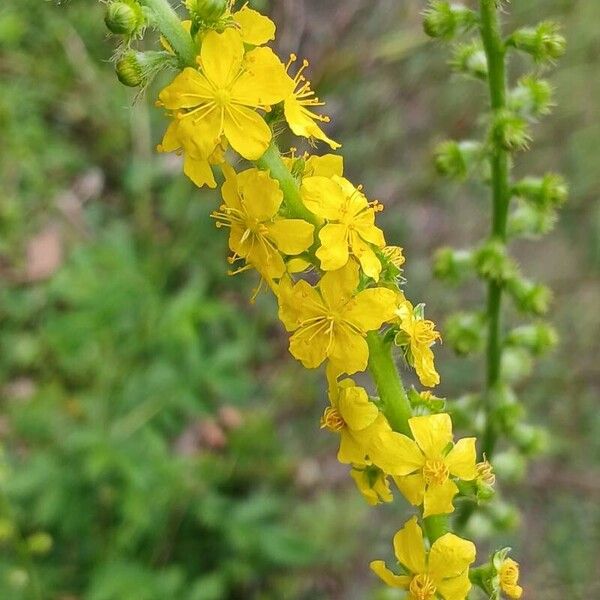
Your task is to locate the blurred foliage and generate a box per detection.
[0,0,598,599]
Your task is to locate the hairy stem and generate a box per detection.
[139,0,196,67]
[479,0,510,458]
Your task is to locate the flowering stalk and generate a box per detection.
[100,1,531,597]
[426,0,567,550]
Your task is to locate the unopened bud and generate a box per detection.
[423,1,477,40]
[433,247,474,283]
[186,0,228,23]
[490,110,531,152]
[508,21,566,63]
[506,277,551,315]
[513,173,568,209]
[506,323,558,356]
[445,311,485,356]
[434,140,482,179]
[509,423,549,456]
[105,1,145,36]
[451,41,488,80]
[501,347,533,384]
[509,76,554,118]
[474,241,517,283]
[487,500,520,531]
[492,449,526,482]
[508,203,557,238]
[116,50,171,88]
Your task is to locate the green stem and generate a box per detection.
[479,0,510,458]
[139,0,196,67]
[256,142,320,227]
[366,332,412,437]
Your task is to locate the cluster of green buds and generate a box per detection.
[425,0,566,544]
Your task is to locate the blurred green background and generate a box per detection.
[0,0,598,598]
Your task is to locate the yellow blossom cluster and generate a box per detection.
[105,1,524,598]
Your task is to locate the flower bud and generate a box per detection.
[487,500,520,532]
[506,323,558,356]
[185,0,228,23]
[27,532,53,555]
[506,277,551,315]
[104,1,145,36]
[508,203,557,238]
[423,1,477,40]
[491,385,523,432]
[490,110,531,152]
[513,173,568,209]
[474,241,517,283]
[508,76,554,118]
[509,423,549,456]
[445,311,485,355]
[434,140,482,179]
[501,347,533,384]
[451,41,488,79]
[492,449,526,482]
[508,21,566,63]
[115,50,172,87]
[433,247,474,282]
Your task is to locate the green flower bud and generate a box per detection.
[115,50,173,88]
[506,277,551,315]
[508,21,566,64]
[508,203,558,239]
[509,423,549,455]
[433,247,474,283]
[445,311,485,355]
[434,140,482,179]
[506,323,558,356]
[492,449,527,482]
[474,241,518,283]
[513,173,568,209]
[186,0,228,23]
[490,109,531,152]
[27,532,53,555]
[423,1,477,40]
[490,385,523,432]
[451,41,488,80]
[104,1,145,36]
[508,76,554,118]
[501,347,533,384]
[487,500,520,532]
[448,393,480,430]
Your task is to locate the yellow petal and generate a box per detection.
[319,260,360,309]
[286,257,312,274]
[370,561,411,589]
[158,69,213,110]
[445,438,478,480]
[305,154,344,178]
[277,279,324,331]
[436,572,473,600]
[233,6,276,45]
[289,325,328,369]
[414,346,441,388]
[344,287,398,331]
[370,432,424,476]
[183,153,216,188]
[235,47,293,106]
[283,96,341,149]
[200,28,244,88]
[223,105,272,160]
[409,413,453,459]
[353,212,386,247]
[428,533,476,581]
[393,472,426,506]
[176,109,222,159]
[423,478,459,517]
[392,516,426,574]
[338,430,369,465]
[267,219,314,255]
[329,325,369,375]
[237,168,283,221]
[300,176,346,220]
[157,120,181,153]
[316,223,350,272]
[350,232,383,281]
[350,468,393,506]
[337,385,378,431]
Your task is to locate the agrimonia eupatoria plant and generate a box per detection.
[426,0,567,540]
[96,0,556,597]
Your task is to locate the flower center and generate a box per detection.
[413,320,440,346]
[499,559,521,597]
[320,407,345,432]
[423,459,449,486]
[214,88,231,107]
[409,574,437,600]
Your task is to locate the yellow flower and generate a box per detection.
[301,175,386,280]
[158,28,292,161]
[232,5,276,46]
[320,380,391,465]
[157,116,225,188]
[212,165,314,279]
[277,260,397,374]
[371,517,476,600]
[498,558,523,599]
[284,55,341,149]
[283,151,344,180]
[350,465,393,506]
[396,299,441,387]
[391,413,477,517]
